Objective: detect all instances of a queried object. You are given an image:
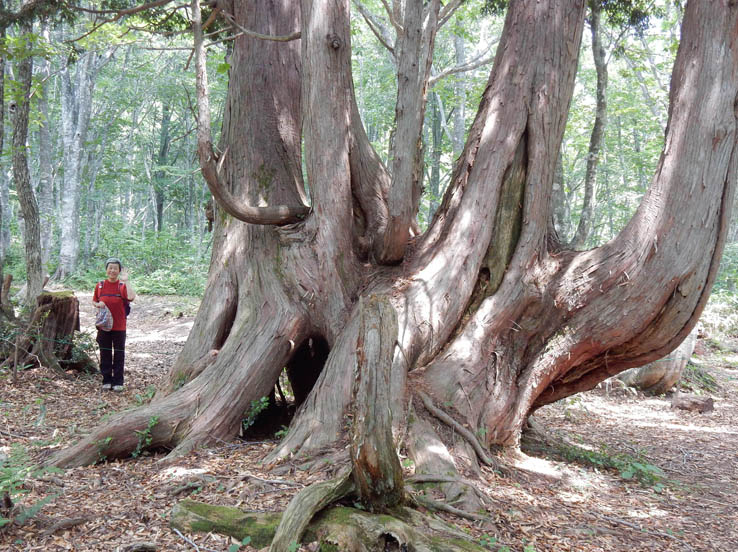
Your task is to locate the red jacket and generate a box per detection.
[93,280,130,331]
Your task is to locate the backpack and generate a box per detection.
[98,281,131,317]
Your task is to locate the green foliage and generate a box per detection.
[133,385,158,406]
[64,330,97,371]
[132,416,160,458]
[242,397,270,433]
[701,288,738,339]
[558,442,666,490]
[228,536,252,552]
[1,444,59,527]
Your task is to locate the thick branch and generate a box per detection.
[192,0,308,225]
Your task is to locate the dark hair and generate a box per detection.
[105,257,122,269]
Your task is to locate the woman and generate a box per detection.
[92,257,136,391]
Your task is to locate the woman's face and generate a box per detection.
[106,262,121,281]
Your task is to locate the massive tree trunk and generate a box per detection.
[51,4,738,531]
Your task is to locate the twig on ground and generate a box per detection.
[173,527,220,552]
[42,516,91,537]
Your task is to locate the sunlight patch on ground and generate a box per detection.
[513,453,561,478]
[565,394,737,436]
[160,466,207,480]
[127,323,193,344]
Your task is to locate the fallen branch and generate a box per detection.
[42,516,91,537]
[592,513,692,549]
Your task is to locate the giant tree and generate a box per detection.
[51,0,738,535]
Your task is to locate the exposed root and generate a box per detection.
[418,391,497,468]
[269,470,354,552]
[409,491,487,521]
[406,474,496,507]
[407,415,486,514]
[172,498,492,551]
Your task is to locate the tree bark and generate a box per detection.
[54,46,112,279]
[12,20,44,307]
[49,5,738,531]
[36,19,54,267]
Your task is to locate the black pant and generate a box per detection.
[97,330,126,386]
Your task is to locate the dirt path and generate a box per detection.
[1,294,736,551]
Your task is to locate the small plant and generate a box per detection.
[1,445,60,527]
[557,442,666,489]
[274,425,289,440]
[287,541,299,552]
[134,385,157,406]
[95,436,113,463]
[228,536,252,552]
[242,396,269,432]
[132,416,160,458]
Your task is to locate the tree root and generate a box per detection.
[409,492,486,521]
[406,474,496,507]
[269,470,354,552]
[418,391,497,468]
[171,498,492,551]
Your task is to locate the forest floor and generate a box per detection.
[0,292,736,552]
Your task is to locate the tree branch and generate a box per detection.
[219,9,300,42]
[428,49,496,88]
[352,0,395,55]
[192,0,309,225]
[379,0,403,33]
[438,0,465,28]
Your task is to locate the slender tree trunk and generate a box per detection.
[36,20,54,268]
[154,102,172,233]
[12,21,43,306]
[55,47,111,279]
[570,1,607,249]
[451,31,466,157]
[0,1,6,285]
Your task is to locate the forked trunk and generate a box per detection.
[51,3,738,519]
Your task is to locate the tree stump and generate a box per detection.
[618,327,698,394]
[671,392,714,413]
[6,291,94,376]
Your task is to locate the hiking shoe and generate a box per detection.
[112,385,124,392]
[102,384,112,391]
